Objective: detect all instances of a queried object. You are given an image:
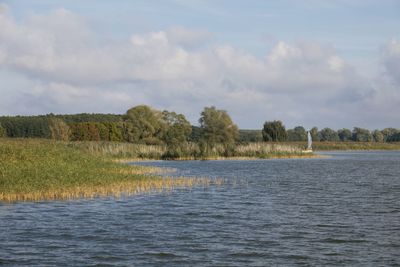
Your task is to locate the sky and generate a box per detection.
[0,0,399,129]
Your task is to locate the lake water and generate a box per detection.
[1,151,400,266]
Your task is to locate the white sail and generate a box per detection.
[307,131,312,150]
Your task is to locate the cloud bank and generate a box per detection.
[0,5,398,129]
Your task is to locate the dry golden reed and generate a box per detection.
[68,140,314,160]
[0,176,222,202]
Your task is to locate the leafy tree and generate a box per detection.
[388,132,400,142]
[238,130,263,143]
[0,123,5,137]
[262,120,287,142]
[123,105,164,144]
[49,118,70,141]
[286,129,295,141]
[338,128,352,141]
[352,127,372,142]
[54,113,122,123]
[319,128,339,141]
[287,126,307,141]
[310,127,320,142]
[69,122,101,141]
[189,126,202,142]
[0,116,51,138]
[105,122,124,142]
[95,123,109,141]
[199,106,238,152]
[381,128,400,142]
[372,130,384,143]
[162,111,192,158]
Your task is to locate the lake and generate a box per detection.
[1,151,399,266]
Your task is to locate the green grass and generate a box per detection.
[0,139,214,202]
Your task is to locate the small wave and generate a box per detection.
[143,252,183,258]
[228,251,265,258]
[315,224,350,228]
[321,238,367,244]
[286,254,312,260]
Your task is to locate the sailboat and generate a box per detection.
[303,131,313,153]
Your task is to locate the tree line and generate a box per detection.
[1,106,399,147]
[260,120,400,143]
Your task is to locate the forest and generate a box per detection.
[1,105,400,150]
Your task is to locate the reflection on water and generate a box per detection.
[1,151,400,266]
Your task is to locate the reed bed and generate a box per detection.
[0,176,221,202]
[69,141,310,160]
[68,141,166,159]
[109,165,177,175]
[0,139,220,202]
[234,142,304,157]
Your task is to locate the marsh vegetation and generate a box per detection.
[0,139,220,202]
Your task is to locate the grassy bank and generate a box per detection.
[0,139,216,202]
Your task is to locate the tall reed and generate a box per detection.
[69,141,309,160]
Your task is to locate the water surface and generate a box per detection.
[1,151,399,266]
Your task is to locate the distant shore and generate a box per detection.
[309,141,400,151]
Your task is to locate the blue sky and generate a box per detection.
[0,0,399,129]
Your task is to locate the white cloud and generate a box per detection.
[383,39,400,84]
[166,26,213,48]
[0,4,399,129]
[328,56,345,72]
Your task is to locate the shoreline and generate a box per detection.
[115,153,323,163]
[314,149,400,152]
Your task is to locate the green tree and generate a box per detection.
[0,123,6,137]
[199,106,238,154]
[105,122,124,142]
[352,127,372,142]
[338,128,352,141]
[0,116,50,138]
[96,123,109,141]
[372,130,384,142]
[388,132,400,142]
[161,111,192,158]
[69,122,101,141]
[262,120,287,142]
[48,118,70,141]
[287,126,307,141]
[189,126,202,142]
[55,113,122,123]
[238,130,263,143]
[319,128,339,141]
[123,105,164,144]
[310,127,320,142]
[381,128,400,142]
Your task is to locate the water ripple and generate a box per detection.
[1,151,400,266]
